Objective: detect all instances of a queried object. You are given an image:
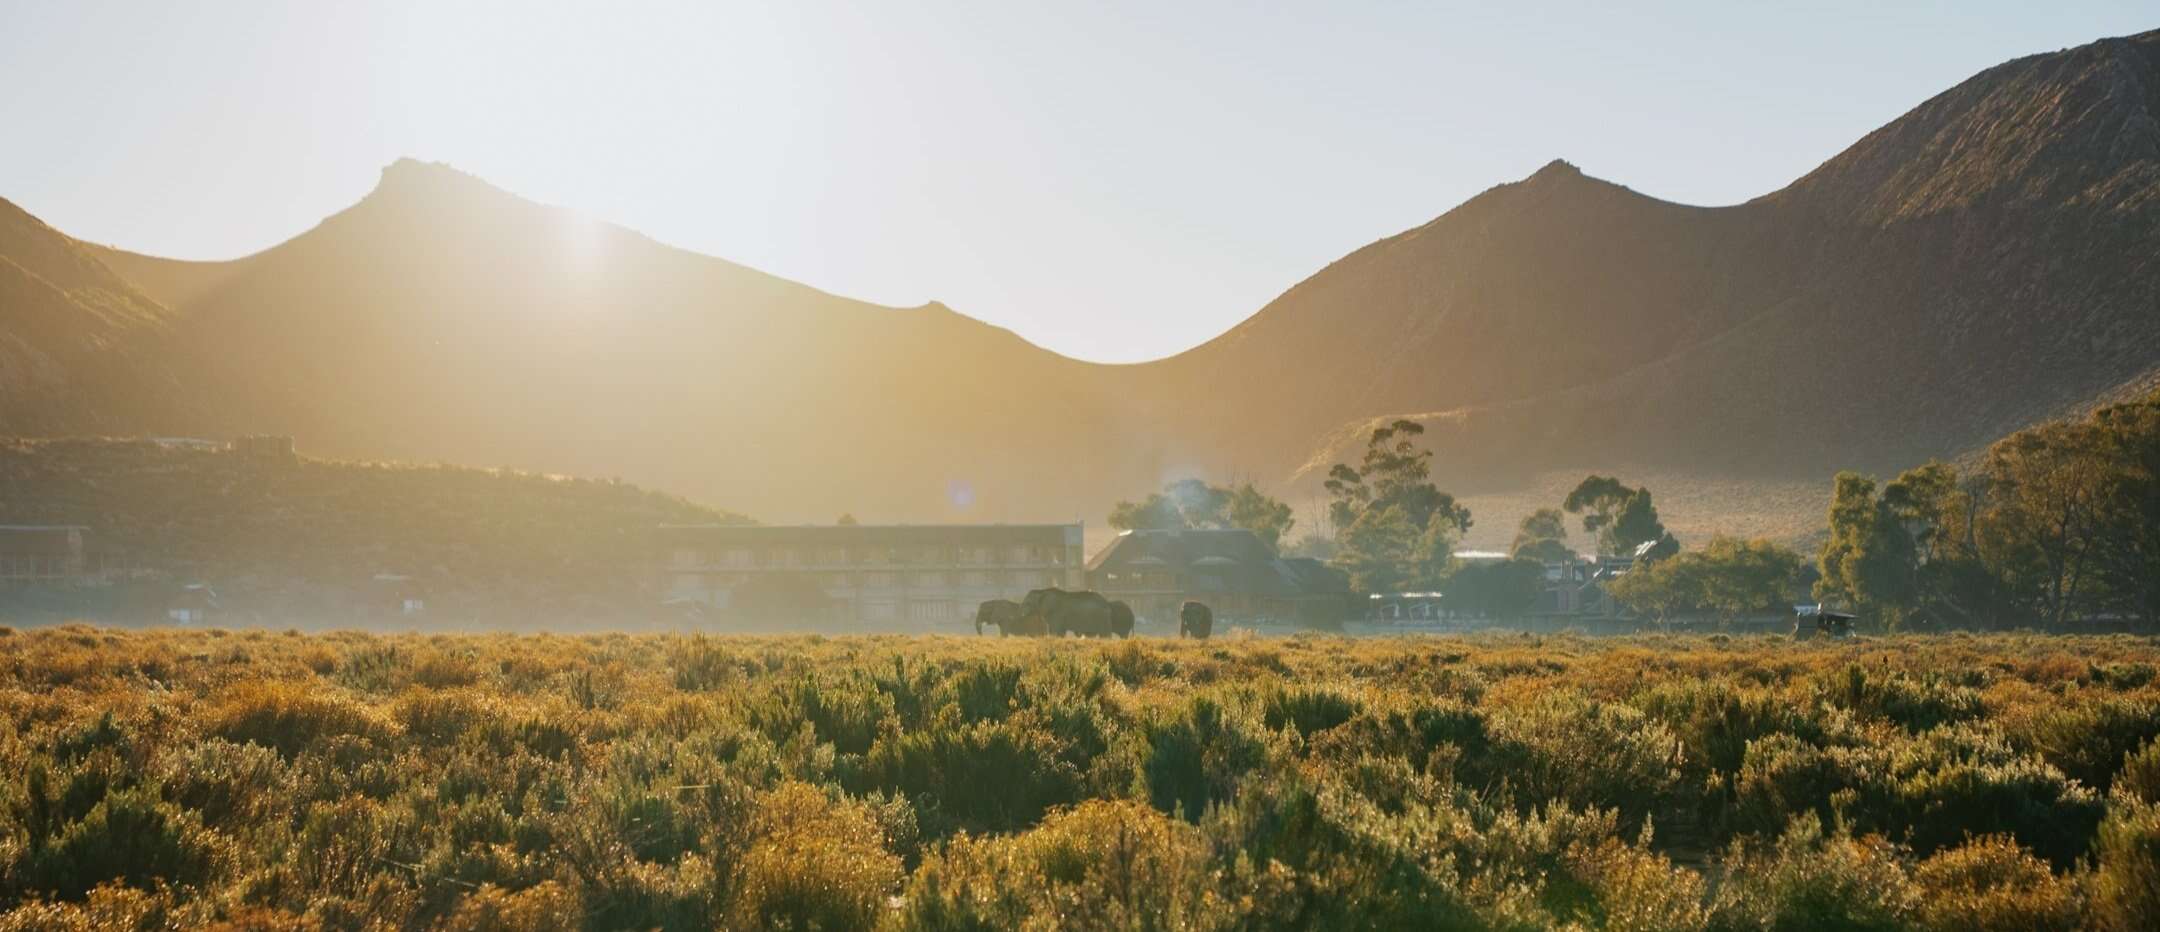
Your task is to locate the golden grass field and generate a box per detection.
[1,625,2157,930]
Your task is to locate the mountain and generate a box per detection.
[5,29,2157,544]
[1202,28,2160,526]
[0,198,189,433]
[61,160,1175,525]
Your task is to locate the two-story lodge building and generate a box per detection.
[657,523,1085,626]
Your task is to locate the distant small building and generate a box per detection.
[657,523,1086,626]
[167,582,217,624]
[231,435,297,463]
[371,573,428,617]
[1088,528,1352,626]
[0,525,93,583]
[149,437,225,452]
[1530,556,1631,621]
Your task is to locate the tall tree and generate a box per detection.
[1442,558,1546,620]
[1324,420,1471,590]
[2086,398,2160,623]
[1979,421,2113,627]
[1109,478,1295,548]
[1815,472,1920,626]
[1225,482,1296,549]
[1613,536,1801,625]
[1563,475,1674,556]
[1511,508,1573,563]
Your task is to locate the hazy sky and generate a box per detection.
[2,2,2150,362]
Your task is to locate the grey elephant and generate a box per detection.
[1020,587,1116,638]
[1179,601,1213,639]
[1108,600,1135,638]
[976,599,1047,636]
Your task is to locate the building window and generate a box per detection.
[723,547,754,568]
[908,601,949,623]
[863,601,898,621]
[862,572,897,589]
[960,571,990,588]
[911,571,946,588]
[815,547,848,565]
[1010,571,1041,588]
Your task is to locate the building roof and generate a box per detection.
[1088,528,1348,597]
[657,523,1080,546]
[0,526,86,555]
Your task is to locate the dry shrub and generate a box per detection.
[895,799,1213,930]
[730,782,902,931]
[203,680,390,758]
[1707,817,1915,931]
[2091,800,2160,932]
[1561,837,1708,932]
[441,881,583,932]
[1911,835,2078,932]
[409,651,482,689]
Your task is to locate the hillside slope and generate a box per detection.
[5,30,2155,540]
[84,160,1165,523]
[1266,29,2160,503]
[0,437,747,621]
[0,199,190,433]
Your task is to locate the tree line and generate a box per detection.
[1111,389,2160,629]
[1813,391,2160,629]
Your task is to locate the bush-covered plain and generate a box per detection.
[1,626,2157,930]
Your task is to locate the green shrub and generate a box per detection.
[2011,695,2160,793]
[1633,677,1809,781]
[1205,778,1483,930]
[154,738,287,829]
[24,787,219,901]
[729,782,902,932]
[1881,727,2103,866]
[1489,691,1683,824]
[1144,696,1272,822]
[2091,800,2160,932]
[1820,664,1983,731]
[2116,739,2160,804]
[853,710,1084,837]
[1262,686,1363,737]
[895,799,1213,930]
[940,662,1024,724]
[1706,816,1916,932]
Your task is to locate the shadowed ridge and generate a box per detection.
[1766,29,2160,224]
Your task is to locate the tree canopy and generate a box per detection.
[1812,390,2160,629]
[1510,508,1573,563]
[1322,421,1471,592]
[1563,475,1677,558]
[1609,535,1803,624]
[1108,478,1296,548]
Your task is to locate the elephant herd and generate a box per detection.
[974,588,1213,640]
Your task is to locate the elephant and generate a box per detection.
[976,599,1047,636]
[1108,600,1135,638]
[1179,601,1213,639]
[1020,587,1117,638]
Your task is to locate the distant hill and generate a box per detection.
[0,438,746,622]
[0,199,188,433]
[5,29,2157,544]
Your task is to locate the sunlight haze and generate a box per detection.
[0,0,2150,361]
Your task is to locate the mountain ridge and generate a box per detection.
[6,28,2158,543]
